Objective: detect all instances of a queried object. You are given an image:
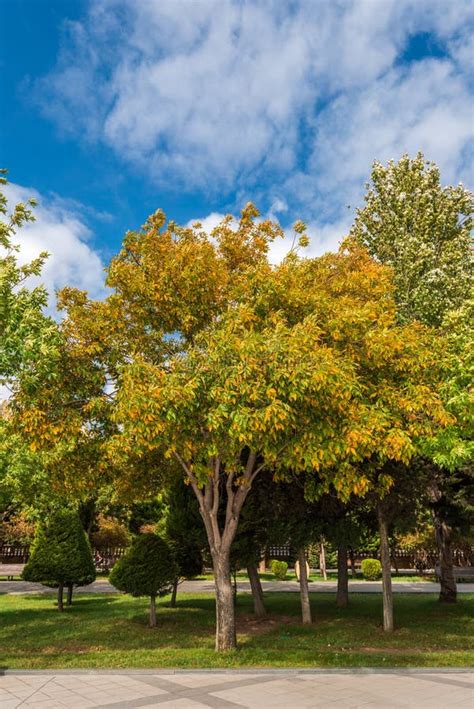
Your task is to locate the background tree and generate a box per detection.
[109,533,177,627]
[351,153,473,605]
[22,509,95,610]
[164,477,205,607]
[350,152,472,327]
[0,171,60,392]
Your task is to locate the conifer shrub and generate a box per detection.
[270,559,288,580]
[22,509,95,610]
[109,533,177,626]
[361,557,382,580]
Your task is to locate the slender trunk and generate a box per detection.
[434,514,457,603]
[247,562,266,618]
[298,547,312,624]
[213,552,236,651]
[378,504,393,632]
[149,594,157,627]
[258,555,267,574]
[349,548,357,578]
[336,545,349,608]
[232,570,238,606]
[319,540,327,580]
[393,550,399,574]
[169,578,178,608]
[66,583,73,606]
[57,583,64,612]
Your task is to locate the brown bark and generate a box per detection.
[174,451,264,651]
[149,594,157,627]
[57,583,64,612]
[434,514,457,603]
[319,540,327,580]
[214,554,236,650]
[298,547,312,624]
[258,556,267,574]
[336,545,349,608]
[169,578,178,608]
[66,583,73,606]
[378,504,393,632]
[247,562,266,617]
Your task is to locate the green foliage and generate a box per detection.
[351,152,473,327]
[271,560,288,580]
[0,171,61,389]
[361,558,382,581]
[22,509,95,588]
[165,479,205,580]
[110,533,177,598]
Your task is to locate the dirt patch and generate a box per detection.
[359,646,426,655]
[236,613,296,637]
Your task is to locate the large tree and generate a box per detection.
[12,205,449,651]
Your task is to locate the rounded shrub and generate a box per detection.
[110,533,177,626]
[361,557,382,580]
[22,509,96,610]
[270,559,288,580]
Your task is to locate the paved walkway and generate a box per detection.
[0,670,472,708]
[1,578,474,595]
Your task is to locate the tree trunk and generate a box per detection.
[319,540,327,580]
[298,547,312,624]
[169,578,178,608]
[336,545,349,608]
[213,553,236,651]
[149,594,157,627]
[57,583,64,612]
[378,505,393,632]
[349,548,357,578]
[232,570,238,605]
[247,562,266,617]
[175,450,259,652]
[258,555,267,574]
[66,583,73,606]
[434,515,457,603]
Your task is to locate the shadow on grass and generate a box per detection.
[0,592,472,669]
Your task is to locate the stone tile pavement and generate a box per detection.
[0,670,472,708]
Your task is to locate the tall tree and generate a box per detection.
[350,152,472,327]
[352,153,473,606]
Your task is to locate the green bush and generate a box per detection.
[361,558,382,580]
[22,509,95,610]
[110,533,177,626]
[270,559,288,580]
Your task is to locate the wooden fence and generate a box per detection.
[1,543,472,571]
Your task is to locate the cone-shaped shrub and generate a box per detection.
[109,533,177,626]
[22,509,96,610]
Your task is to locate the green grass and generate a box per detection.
[0,592,472,669]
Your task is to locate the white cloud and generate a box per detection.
[34,0,474,225]
[4,183,106,310]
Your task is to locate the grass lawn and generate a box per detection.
[0,592,472,669]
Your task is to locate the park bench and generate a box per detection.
[0,563,25,580]
[435,566,474,582]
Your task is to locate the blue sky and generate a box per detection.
[1,0,473,301]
